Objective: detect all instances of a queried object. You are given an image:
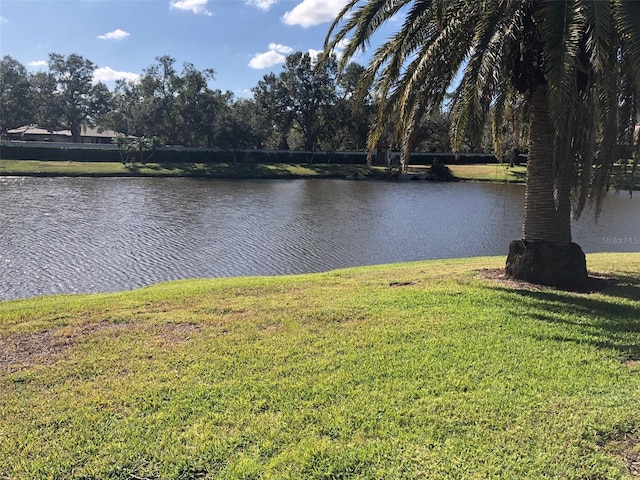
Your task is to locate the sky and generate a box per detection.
[0,0,381,98]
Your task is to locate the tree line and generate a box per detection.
[0,52,498,155]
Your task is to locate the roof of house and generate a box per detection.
[7,125,52,135]
[77,126,125,138]
[7,125,127,138]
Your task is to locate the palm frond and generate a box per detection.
[583,0,614,73]
[393,8,476,131]
[491,87,513,162]
[570,85,597,218]
[325,0,416,70]
[534,0,585,138]
[450,0,525,151]
[613,0,640,85]
[343,1,477,158]
[534,0,587,208]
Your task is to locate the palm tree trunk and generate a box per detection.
[505,84,588,289]
[522,85,572,242]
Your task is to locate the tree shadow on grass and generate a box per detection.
[138,162,375,179]
[481,270,640,476]
[482,271,640,361]
[596,273,640,301]
[506,169,527,181]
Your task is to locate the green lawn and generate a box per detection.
[446,163,527,183]
[0,159,379,179]
[1,254,639,479]
[445,163,638,189]
[398,163,526,183]
[0,159,527,183]
[3,159,638,190]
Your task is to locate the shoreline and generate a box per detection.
[0,159,529,183]
[2,251,634,304]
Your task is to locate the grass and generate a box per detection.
[0,159,527,183]
[3,159,638,190]
[445,163,527,183]
[0,160,380,179]
[1,253,640,479]
[399,163,526,183]
[446,163,639,189]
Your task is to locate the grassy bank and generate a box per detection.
[402,163,527,183]
[1,254,639,479]
[446,163,638,189]
[0,159,526,183]
[0,159,379,179]
[2,159,637,190]
[447,163,527,183]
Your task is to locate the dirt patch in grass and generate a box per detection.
[601,433,640,478]
[389,280,418,288]
[0,321,200,372]
[151,322,201,346]
[626,359,640,369]
[478,268,556,291]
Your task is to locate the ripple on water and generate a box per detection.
[1,177,638,301]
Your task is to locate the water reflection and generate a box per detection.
[0,177,637,300]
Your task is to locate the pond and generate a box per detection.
[1,177,638,301]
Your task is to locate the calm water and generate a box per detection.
[1,177,638,301]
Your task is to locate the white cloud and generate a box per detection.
[269,43,293,54]
[245,0,277,11]
[249,50,286,69]
[28,60,48,69]
[282,0,348,28]
[93,67,140,84]
[249,43,293,69]
[329,38,352,59]
[0,16,8,23]
[335,39,350,52]
[170,0,212,16]
[307,49,323,60]
[97,28,130,40]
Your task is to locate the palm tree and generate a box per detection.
[325,0,640,289]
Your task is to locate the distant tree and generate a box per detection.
[317,61,374,152]
[335,62,373,151]
[253,52,343,154]
[112,56,224,146]
[29,71,61,132]
[215,97,266,162]
[112,133,131,164]
[112,134,161,165]
[134,55,182,144]
[104,78,144,137]
[195,88,232,147]
[47,53,112,142]
[130,136,162,164]
[0,56,33,135]
[252,72,295,149]
[174,62,220,146]
[413,111,452,153]
[285,52,338,153]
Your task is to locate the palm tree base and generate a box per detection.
[505,240,588,290]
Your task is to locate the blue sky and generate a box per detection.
[0,0,373,97]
